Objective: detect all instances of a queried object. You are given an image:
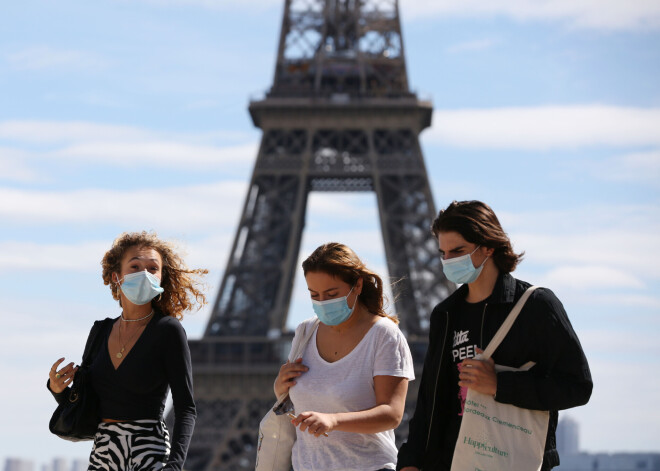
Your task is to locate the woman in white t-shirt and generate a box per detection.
[274,242,415,471]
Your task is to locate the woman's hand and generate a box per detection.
[274,358,308,398]
[291,411,337,437]
[48,358,78,394]
[459,349,497,396]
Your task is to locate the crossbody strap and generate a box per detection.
[482,286,539,360]
[274,318,321,406]
[288,318,320,363]
[81,318,113,367]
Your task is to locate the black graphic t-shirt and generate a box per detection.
[440,295,488,464]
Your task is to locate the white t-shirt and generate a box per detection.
[288,316,415,471]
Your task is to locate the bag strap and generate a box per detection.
[481,286,539,360]
[275,318,321,406]
[288,318,320,363]
[81,318,113,367]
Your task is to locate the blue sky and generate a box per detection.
[1,0,659,465]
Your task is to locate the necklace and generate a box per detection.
[116,313,152,359]
[121,310,154,322]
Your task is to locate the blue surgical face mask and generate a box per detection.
[118,270,164,306]
[441,245,489,285]
[311,285,356,326]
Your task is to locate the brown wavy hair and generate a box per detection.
[302,242,398,324]
[101,231,208,320]
[431,200,524,273]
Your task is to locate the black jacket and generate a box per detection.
[397,273,593,470]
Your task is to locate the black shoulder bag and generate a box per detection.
[48,318,112,441]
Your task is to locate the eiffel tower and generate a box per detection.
[179,1,454,469]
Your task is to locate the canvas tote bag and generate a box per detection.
[255,319,320,471]
[451,286,550,471]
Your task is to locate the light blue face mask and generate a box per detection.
[311,285,356,326]
[118,270,164,306]
[441,245,489,285]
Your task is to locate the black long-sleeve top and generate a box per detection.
[50,311,196,471]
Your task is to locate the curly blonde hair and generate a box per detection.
[101,231,208,320]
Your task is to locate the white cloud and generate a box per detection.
[0,152,42,182]
[0,241,108,272]
[542,265,645,290]
[581,329,660,355]
[499,204,659,237]
[123,0,281,10]
[402,0,660,31]
[0,306,109,462]
[0,120,258,172]
[427,106,660,149]
[0,182,247,230]
[6,46,108,72]
[0,191,383,273]
[305,192,379,224]
[518,229,660,278]
[0,120,149,144]
[54,141,257,167]
[446,38,499,54]
[588,149,660,184]
[567,359,660,452]
[0,236,223,281]
[116,0,660,31]
[514,230,660,281]
[0,120,256,147]
[76,91,133,109]
[184,235,232,273]
[496,205,660,309]
[583,293,660,309]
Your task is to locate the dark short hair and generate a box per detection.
[431,200,524,273]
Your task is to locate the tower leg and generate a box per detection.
[205,172,309,337]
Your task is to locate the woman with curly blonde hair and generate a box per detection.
[47,231,207,471]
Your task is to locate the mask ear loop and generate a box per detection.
[473,245,490,269]
[113,273,123,307]
[347,284,358,311]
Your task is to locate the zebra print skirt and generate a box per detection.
[88,419,170,470]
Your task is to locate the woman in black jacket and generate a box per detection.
[397,200,592,471]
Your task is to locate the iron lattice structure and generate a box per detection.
[176,1,455,469]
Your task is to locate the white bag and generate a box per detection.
[255,319,319,471]
[451,286,550,471]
